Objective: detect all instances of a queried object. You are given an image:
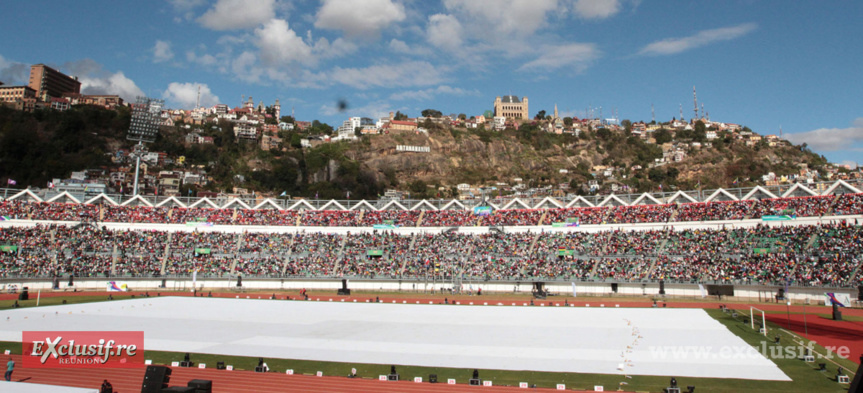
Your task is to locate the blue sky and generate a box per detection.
[1,0,861,165]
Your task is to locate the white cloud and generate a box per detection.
[389,85,480,101]
[0,55,30,85]
[314,0,405,38]
[168,0,206,21]
[153,40,174,63]
[638,23,757,56]
[60,59,144,101]
[518,43,600,71]
[186,50,218,66]
[388,39,431,56]
[162,82,220,109]
[442,0,562,40]
[197,0,276,30]
[426,14,463,50]
[254,19,313,66]
[311,37,359,60]
[231,51,263,84]
[168,0,206,10]
[785,118,863,152]
[328,61,445,89]
[572,0,621,19]
[79,72,145,101]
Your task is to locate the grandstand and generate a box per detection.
[0,180,860,299]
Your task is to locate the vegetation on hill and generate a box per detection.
[0,105,831,198]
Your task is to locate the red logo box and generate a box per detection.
[22,331,144,368]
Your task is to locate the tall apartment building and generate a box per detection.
[493,95,529,120]
[29,64,81,101]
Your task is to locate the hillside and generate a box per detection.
[0,105,832,200]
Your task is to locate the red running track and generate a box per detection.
[764,313,863,364]
[4,354,595,393]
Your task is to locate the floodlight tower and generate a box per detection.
[127,96,164,196]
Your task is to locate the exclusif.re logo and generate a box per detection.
[23,331,144,368]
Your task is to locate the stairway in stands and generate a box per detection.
[645,236,671,279]
[846,254,863,287]
[537,211,548,226]
[229,232,245,274]
[398,234,418,276]
[160,232,172,275]
[828,194,843,215]
[330,235,348,276]
[280,232,297,275]
[416,211,425,227]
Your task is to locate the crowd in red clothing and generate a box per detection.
[0,194,860,228]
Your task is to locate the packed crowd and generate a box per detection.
[0,194,861,228]
[1,221,861,288]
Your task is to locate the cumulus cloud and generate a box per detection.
[785,118,863,152]
[168,0,206,21]
[60,59,144,101]
[153,40,174,63]
[198,0,276,30]
[0,55,30,85]
[426,14,463,50]
[572,0,621,19]
[186,50,219,67]
[168,0,206,10]
[389,85,479,101]
[315,0,405,38]
[79,72,145,101]
[162,82,220,109]
[389,39,431,56]
[638,23,757,56]
[442,0,562,40]
[518,43,600,72]
[254,19,313,66]
[328,61,445,89]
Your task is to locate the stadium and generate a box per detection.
[1,181,862,393]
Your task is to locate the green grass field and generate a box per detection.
[0,294,856,392]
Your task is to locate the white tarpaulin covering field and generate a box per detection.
[0,297,789,381]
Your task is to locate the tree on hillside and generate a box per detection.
[421,109,442,118]
[654,128,672,144]
[394,111,408,120]
[693,120,706,142]
[280,115,295,124]
[563,117,573,127]
[534,110,546,120]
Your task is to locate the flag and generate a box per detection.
[280,191,287,197]
[733,178,739,185]
[658,184,662,190]
[315,191,319,199]
[47,181,54,189]
[7,179,15,185]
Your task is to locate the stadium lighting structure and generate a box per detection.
[127,96,164,196]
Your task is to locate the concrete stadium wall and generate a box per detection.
[2,277,850,306]
[2,214,861,236]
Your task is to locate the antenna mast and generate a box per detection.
[693,86,698,120]
[196,85,201,109]
[651,103,655,123]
